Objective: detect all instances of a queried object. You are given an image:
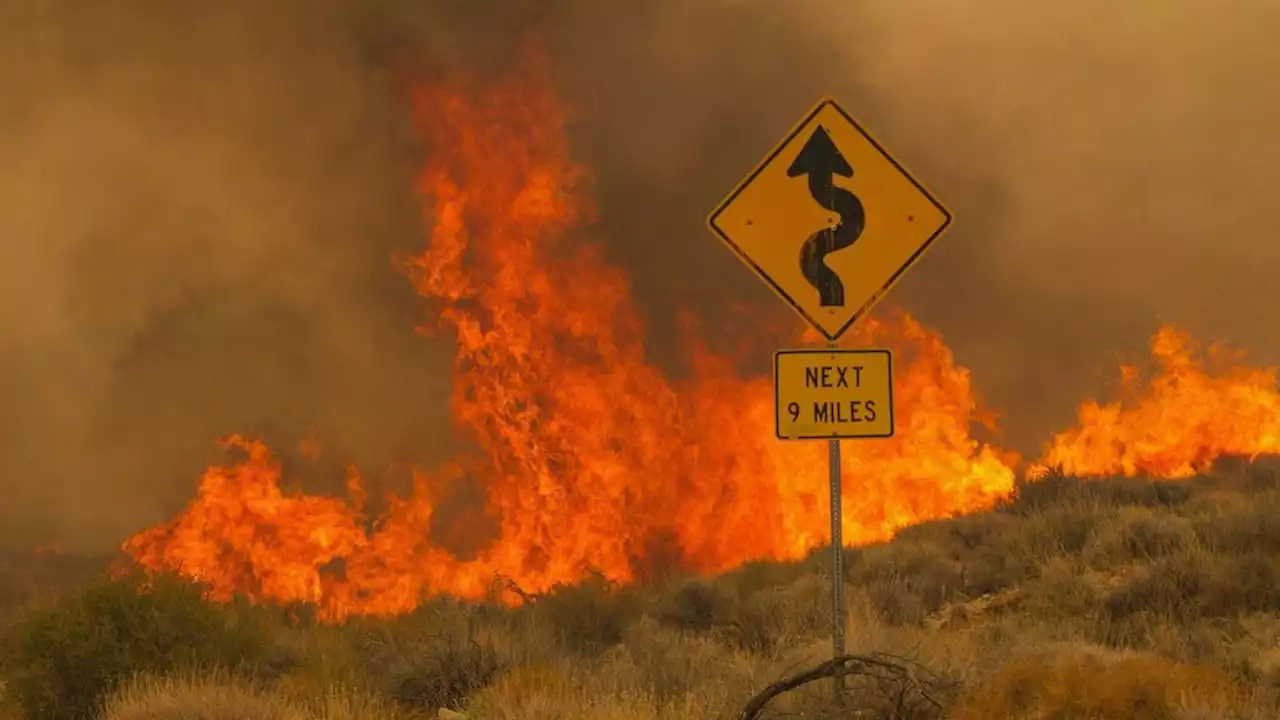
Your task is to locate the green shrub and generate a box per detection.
[0,571,269,720]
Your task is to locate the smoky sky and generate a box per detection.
[552,0,1280,448]
[1,0,1277,550]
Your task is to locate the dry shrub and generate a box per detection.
[566,692,706,720]
[296,684,415,720]
[101,671,409,720]
[466,680,704,720]
[465,619,762,719]
[1102,548,1280,635]
[718,559,814,600]
[656,579,732,634]
[521,572,644,656]
[22,464,1280,720]
[1015,503,1101,560]
[355,600,505,713]
[99,672,305,720]
[949,651,1246,720]
[1083,506,1197,567]
[610,619,712,700]
[843,509,1070,626]
[380,633,500,712]
[1194,491,1280,555]
[656,570,828,654]
[947,525,1042,597]
[715,573,829,653]
[1018,557,1100,624]
[611,616,759,709]
[1005,472,1192,516]
[846,539,967,627]
[465,663,577,715]
[268,624,371,701]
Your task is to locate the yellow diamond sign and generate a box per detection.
[707,97,952,341]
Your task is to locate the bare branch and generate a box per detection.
[739,653,952,720]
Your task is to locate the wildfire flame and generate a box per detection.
[121,42,1280,622]
[1029,325,1280,479]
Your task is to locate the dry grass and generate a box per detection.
[99,673,305,720]
[6,460,1280,719]
[949,650,1249,720]
[99,671,413,720]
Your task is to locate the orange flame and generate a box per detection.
[1031,325,1280,479]
[124,436,369,608]
[121,41,1280,622]
[122,42,1015,621]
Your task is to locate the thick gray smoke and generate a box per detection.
[0,0,446,548]
[1,0,1276,549]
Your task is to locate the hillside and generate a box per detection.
[2,461,1279,719]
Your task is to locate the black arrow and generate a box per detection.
[787,125,864,307]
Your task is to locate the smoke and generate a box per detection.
[544,0,1280,450]
[1,0,1277,549]
[0,0,447,549]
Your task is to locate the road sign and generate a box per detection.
[774,349,894,440]
[707,97,952,342]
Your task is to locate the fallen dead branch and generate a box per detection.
[738,652,955,720]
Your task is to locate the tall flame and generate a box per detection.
[122,42,1280,621]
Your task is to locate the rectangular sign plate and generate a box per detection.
[774,348,895,440]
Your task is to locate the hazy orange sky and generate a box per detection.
[0,0,1276,549]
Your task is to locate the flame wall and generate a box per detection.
[2,0,1279,560]
[123,41,1280,622]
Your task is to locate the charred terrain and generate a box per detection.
[4,1,1280,719]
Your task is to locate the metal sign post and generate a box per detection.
[828,421,846,699]
[773,347,894,703]
[707,96,952,706]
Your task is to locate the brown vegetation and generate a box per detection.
[4,461,1280,719]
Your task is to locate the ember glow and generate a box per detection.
[121,43,1280,621]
